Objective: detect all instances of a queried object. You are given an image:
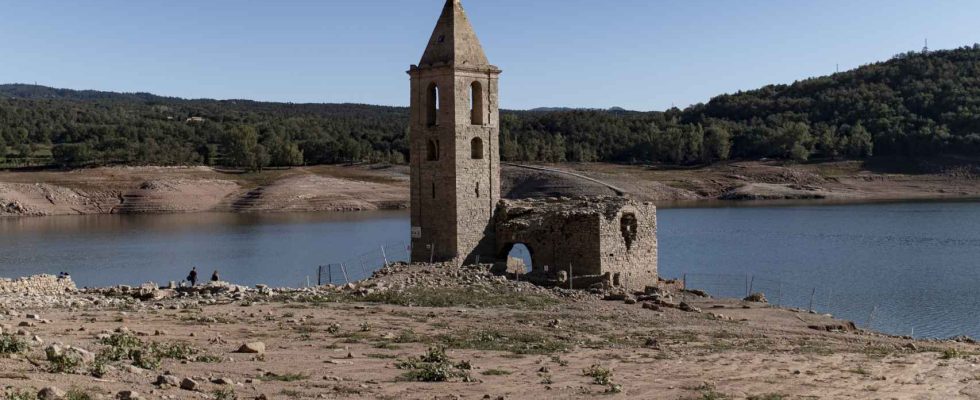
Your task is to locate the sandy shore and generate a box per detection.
[1,265,978,399]
[2,160,979,217]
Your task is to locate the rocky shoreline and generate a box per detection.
[2,265,979,399]
[4,161,980,218]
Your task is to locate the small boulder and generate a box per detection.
[678,302,702,313]
[155,374,180,387]
[743,292,768,303]
[116,391,142,400]
[237,342,266,354]
[37,387,66,400]
[180,377,198,391]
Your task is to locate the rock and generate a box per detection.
[644,338,660,349]
[155,374,180,387]
[45,344,64,360]
[678,302,702,313]
[179,377,198,391]
[18,321,35,327]
[743,292,768,303]
[116,391,142,400]
[642,302,663,312]
[212,377,232,385]
[623,297,637,305]
[603,293,628,301]
[237,342,266,354]
[38,387,66,400]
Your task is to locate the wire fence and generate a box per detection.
[677,272,923,336]
[315,241,411,286]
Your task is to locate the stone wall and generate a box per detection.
[494,197,658,291]
[0,275,77,295]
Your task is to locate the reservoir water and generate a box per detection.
[1,201,979,339]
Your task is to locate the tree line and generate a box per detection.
[1,44,978,169]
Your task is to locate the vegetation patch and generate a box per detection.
[0,334,28,355]
[437,328,568,355]
[396,347,473,382]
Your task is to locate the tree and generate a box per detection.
[223,125,260,171]
[51,143,95,168]
[267,136,304,167]
[845,123,874,158]
[702,125,731,163]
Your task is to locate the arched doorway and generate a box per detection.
[506,243,533,274]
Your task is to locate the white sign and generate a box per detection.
[411,226,422,239]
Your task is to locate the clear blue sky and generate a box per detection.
[1,0,977,111]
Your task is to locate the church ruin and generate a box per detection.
[408,0,658,291]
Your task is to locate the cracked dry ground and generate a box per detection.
[1,281,979,399]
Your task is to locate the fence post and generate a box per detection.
[808,288,816,312]
[429,244,435,264]
[328,265,333,286]
[381,245,389,268]
[744,275,749,298]
[748,275,755,295]
[867,304,878,329]
[341,263,351,284]
[568,264,573,290]
[683,274,687,290]
[317,266,322,286]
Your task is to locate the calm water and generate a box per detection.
[2,202,979,339]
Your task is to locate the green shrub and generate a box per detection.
[396,347,472,382]
[0,334,28,355]
[583,364,613,385]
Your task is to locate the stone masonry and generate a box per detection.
[494,197,658,291]
[407,1,658,290]
[409,0,501,264]
[0,275,76,295]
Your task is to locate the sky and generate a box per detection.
[0,0,978,111]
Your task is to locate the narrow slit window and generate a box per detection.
[470,137,484,160]
[426,83,439,126]
[427,139,439,161]
[470,81,484,125]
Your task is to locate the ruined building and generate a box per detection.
[408,0,501,264]
[409,0,658,290]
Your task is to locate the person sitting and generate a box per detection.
[211,270,220,282]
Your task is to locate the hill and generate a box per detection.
[1,44,979,169]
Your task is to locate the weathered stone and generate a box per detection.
[678,302,702,313]
[116,390,142,400]
[744,292,768,303]
[37,387,66,400]
[494,197,658,291]
[155,374,180,387]
[179,377,198,391]
[237,342,266,354]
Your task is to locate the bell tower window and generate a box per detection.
[426,83,440,127]
[470,81,484,125]
[471,137,484,160]
[427,139,440,161]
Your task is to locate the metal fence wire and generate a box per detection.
[678,272,916,335]
[316,241,411,286]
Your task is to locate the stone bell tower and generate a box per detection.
[409,0,501,264]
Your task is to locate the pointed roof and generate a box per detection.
[419,0,490,68]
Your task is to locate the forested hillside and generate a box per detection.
[1,44,978,169]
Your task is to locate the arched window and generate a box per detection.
[427,139,439,161]
[470,81,484,125]
[426,82,439,126]
[470,137,484,160]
